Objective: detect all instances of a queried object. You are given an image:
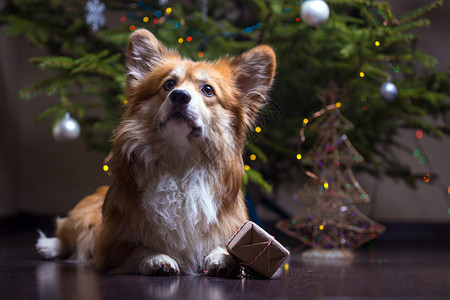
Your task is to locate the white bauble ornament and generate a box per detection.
[380,81,398,101]
[300,0,330,26]
[52,113,81,141]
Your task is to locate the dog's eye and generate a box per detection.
[201,84,215,97]
[164,79,176,91]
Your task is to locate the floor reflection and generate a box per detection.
[36,261,101,300]
[36,261,239,300]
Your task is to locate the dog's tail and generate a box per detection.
[35,229,65,259]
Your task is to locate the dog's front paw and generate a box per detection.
[204,247,239,278]
[139,254,180,276]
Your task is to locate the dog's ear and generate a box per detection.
[232,45,276,126]
[126,29,171,86]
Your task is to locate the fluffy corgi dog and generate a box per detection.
[36,29,276,276]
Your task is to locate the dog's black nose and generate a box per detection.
[169,90,191,105]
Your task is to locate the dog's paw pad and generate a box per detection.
[204,249,239,278]
[139,254,180,276]
[35,230,63,259]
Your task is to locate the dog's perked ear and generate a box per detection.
[232,45,276,127]
[125,29,171,87]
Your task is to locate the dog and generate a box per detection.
[36,29,276,276]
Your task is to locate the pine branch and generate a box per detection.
[30,56,75,70]
[245,168,273,194]
[393,19,430,34]
[398,0,443,25]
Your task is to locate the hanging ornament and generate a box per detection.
[85,0,106,32]
[300,0,330,26]
[52,113,81,141]
[380,80,398,101]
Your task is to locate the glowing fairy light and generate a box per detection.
[303,118,309,124]
[359,72,365,78]
[296,154,302,160]
[143,17,149,22]
[129,25,136,31]
[255,126,261,133]
[250,154,256,161]
[319,225,324,230]
[244,165,250,171]
[165,7,172,14]
[335,102,342,108]
[198,52,204,57]
[375,41,380,47]
[416,130,423,139]
[178,38,184,44]
[103,165,109,172]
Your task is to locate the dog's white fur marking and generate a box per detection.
[138,167,219,274]
[36,230,63,259]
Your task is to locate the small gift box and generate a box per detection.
[226,220,290,279]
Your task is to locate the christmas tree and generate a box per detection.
[1,0,449,214]
[277,83,385,255]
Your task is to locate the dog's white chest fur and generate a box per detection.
[140,168,219,273]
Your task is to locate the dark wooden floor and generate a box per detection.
[1,227,450,299]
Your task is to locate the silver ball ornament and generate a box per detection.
[52,113,81,141]
[380,81,398,101]
[300,0,330,26]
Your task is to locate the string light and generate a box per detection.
[103,165,109,172]
[120,16,127,22]
[129,25,136,31]
[250,154,256,161]
[284,263,289,271]
[419,156,426,165]
[375,41,380,47]
[244,165,250,171]
[123,99,128,105]
[303,118,309,124]
[359,72,365,78]
[255,126,261,133]
[296,153,302,160]
[319,225,324,230]
[423,173,430,183]
[416,130,423,139]
[186,36,192,42]
[198,52,204,57]
[335,102,342,108]
[178,38,184,44]
[143,16,149,22]
[153,19,159,24]
[165,7,172,14]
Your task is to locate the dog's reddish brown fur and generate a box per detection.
[37,29,276,275]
